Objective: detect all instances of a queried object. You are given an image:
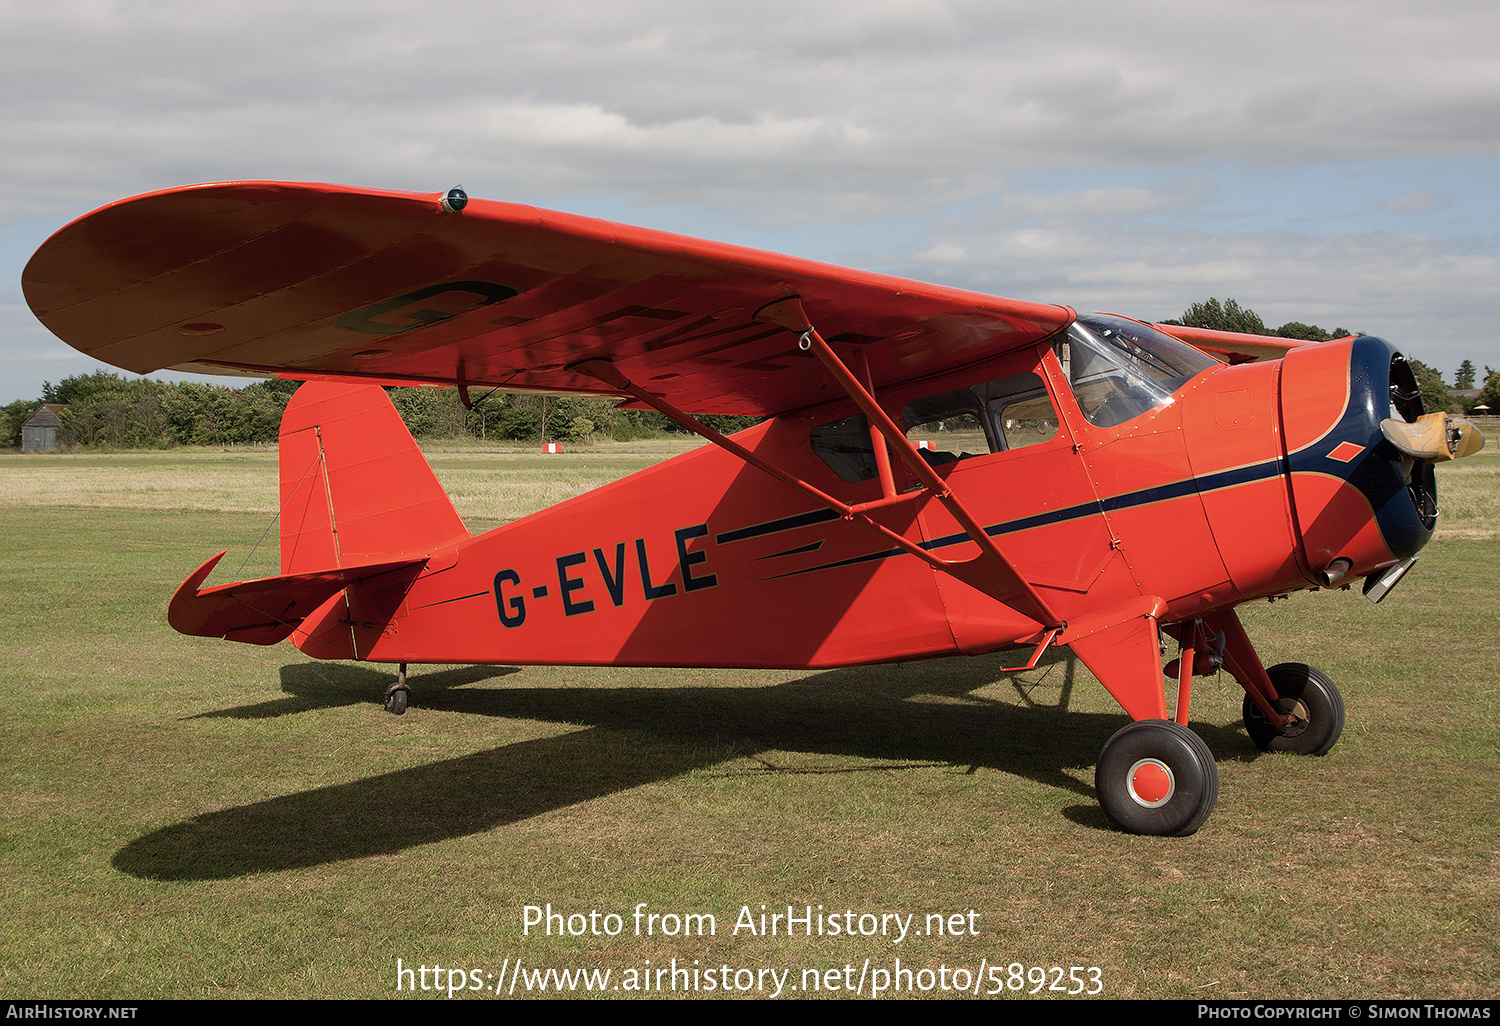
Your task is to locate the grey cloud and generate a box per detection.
[5,0,1499,396]
[904,208,1498,371]
[6,0,1500,226]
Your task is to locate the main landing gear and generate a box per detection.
[1096,720,1219,837]
[1243,662,1345,755]
[1077,609,1345,837]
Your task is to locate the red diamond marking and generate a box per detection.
[1327,441,1365,463]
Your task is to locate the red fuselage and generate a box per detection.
[289,332,1423,682]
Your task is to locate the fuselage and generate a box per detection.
[293,323,1433,672]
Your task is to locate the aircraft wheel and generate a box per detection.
[1243,663,1344,755]
[384,686,409,715]
[1095,720,1219,837]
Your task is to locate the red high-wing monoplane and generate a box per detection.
[24,182,1485,835]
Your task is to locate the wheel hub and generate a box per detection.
[1275,698,1310,737]
[1127,758,1175,807]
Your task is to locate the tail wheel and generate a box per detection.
[1095,720,1219,837]
[384,666,410,716]
[1243,663,1344,755]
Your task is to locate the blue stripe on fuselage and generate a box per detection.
[741,458,1285,582]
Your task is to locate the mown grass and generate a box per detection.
[0,438,708,527]
[0,442,1496,999]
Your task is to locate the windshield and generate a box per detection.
[1058,314,1219,427]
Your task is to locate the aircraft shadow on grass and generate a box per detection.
[113,653,1257,881]
[185,663,522,718]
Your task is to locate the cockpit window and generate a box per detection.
[1058,314,1219,428]
[810,371,1059,482]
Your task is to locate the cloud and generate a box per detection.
[5,0,1499,396]
[5,0,1500,225]
[1380,190,1444,213]
[898,184,1499,371]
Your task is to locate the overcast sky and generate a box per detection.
[4,0,1497,403]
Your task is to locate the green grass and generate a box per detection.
[1,445,1496,999]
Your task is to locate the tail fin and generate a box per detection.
[278,382,470,573]
[168,383,467,655]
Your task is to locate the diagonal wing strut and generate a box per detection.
[572,296,1062,633]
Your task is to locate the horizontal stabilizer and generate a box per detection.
[168,550,426,645]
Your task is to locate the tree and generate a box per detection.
[697,414,760,435]
[387,386,469,439]
[0,399,36,449]
[42,370,131,405]
[1165,299,1354,341]
[1406,359,1454,415]
[1454,359,1477,390]
[1476,368,1500,414]
[1272,322,1333,342]
[1177,298,1270,335]
[498,394,547,442]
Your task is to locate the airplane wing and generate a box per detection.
[23,182,1074,417]
[1152,323,1330,364]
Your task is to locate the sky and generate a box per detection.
[3,0,1498,403]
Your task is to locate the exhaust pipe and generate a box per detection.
[1318,558,1353,588]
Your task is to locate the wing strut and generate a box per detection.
[572,298,1062,631]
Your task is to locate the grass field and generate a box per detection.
[1,439,1496,1000]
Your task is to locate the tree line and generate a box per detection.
[0,371,757,451]
[5,298,1493,450]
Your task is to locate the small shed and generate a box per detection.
[21,404,65,453]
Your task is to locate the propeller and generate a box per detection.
[1380,412,1485,462]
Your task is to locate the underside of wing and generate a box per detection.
[24,182,1075,417]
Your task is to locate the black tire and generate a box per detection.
[385,688,408,715]
[1243,663,1344,755]
[1095,720,1219,837]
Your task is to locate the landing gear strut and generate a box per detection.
[384,662,410,715]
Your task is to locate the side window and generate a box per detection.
[809,414,878,483]
[979,374,1058,451]
[902,386,990,467]
[809,369,1060,482]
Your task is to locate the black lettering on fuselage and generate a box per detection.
[494,569,525,628]
[556,552,594,616]
[636,538,678,600]
[493,525,715,628]
[594,543,627,606]
[674,524,718,592]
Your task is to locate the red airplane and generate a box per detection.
[23,182,1485,836]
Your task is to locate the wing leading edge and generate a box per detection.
[24,181,1074,417]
